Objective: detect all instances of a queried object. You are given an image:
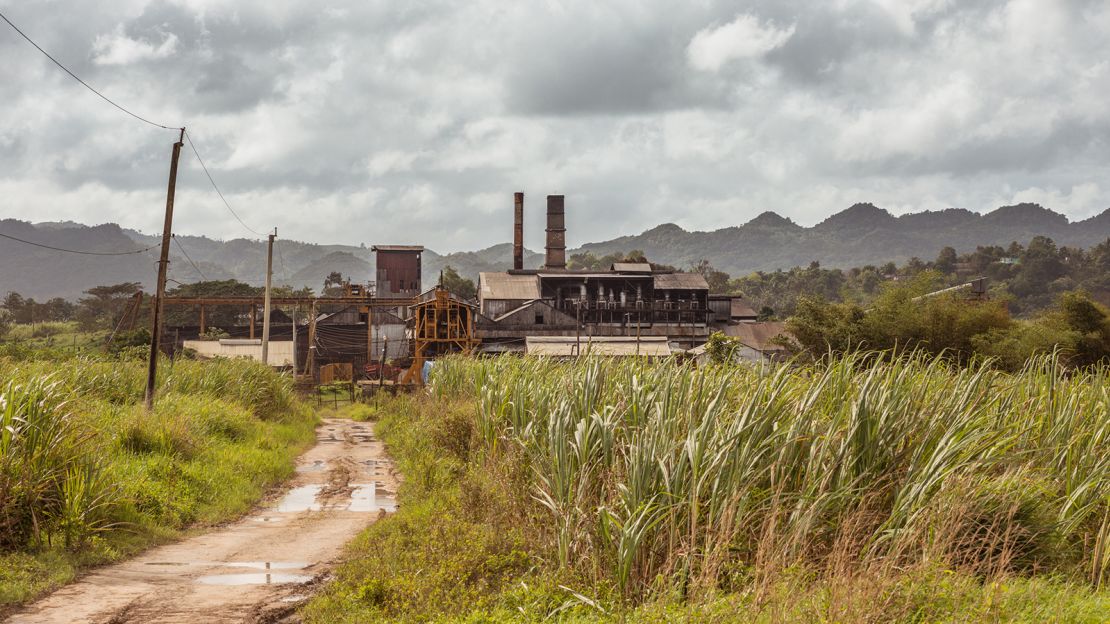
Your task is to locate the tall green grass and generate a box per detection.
[0,352,315,605]
[431,353,1110,600]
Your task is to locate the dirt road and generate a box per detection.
[7,418,396,624]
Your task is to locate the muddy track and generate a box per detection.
[7,418,397,624]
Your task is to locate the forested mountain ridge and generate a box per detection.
[575,203,1110,277]
[1,202,1108,299]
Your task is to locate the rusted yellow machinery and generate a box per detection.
[400,286,479,385]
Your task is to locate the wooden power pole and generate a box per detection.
[261,229,275,365]
[145,128,186,411]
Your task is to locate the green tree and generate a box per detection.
[76,283,143,332]
[1056,291,1110,366]
[323,271,346,297]
[40,297,76,322]
[164,280,262,328]
[3,292,27,323]
[690,259,731,293]
[934,246,958,274]
[440,265,477,301]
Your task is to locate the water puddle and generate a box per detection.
[224,561,307,570]
[276,485,322,512]
[251,516,285,523]
[347,483,397,513]
[196,573,312,586]
[296,460,328,473]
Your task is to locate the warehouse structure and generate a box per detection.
[163,192,789,381]
[474,193,775,353]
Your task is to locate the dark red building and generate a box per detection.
[372,245,423,297]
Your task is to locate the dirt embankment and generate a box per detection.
[7,418,396,624]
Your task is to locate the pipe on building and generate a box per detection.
[544,195,566,270]
[513,192,524,271]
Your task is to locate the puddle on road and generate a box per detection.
[276,485,322,512]
[296,460,328,473]
[196,573,312,586]
[347,483,397,513]
[225,561,308,570]
[251,516,286,523]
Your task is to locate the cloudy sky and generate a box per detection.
[1,0,1108,253]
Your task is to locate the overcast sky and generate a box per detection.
[1,0,1108,253]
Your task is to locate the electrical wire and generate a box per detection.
[0,231,160,256]
[0,9,179,131]
[183,130,265,237]
[0,10,282,256]
[172,234,208,280]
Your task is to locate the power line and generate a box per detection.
[0,231,160,256]
[183,130,265,237]
[0,9,179,131]
[172,234,208,280]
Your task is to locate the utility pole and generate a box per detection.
[306,300,317,381]
[261,229,275,366]
[379,336,387,387]
[290,304,297,376]
[145,128,185,411]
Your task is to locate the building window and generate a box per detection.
[535,311,544,325]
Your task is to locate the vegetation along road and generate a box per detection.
[8,417,396,624]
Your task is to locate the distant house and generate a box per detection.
[708,295,759,323]
[524,336,673,358]
[183,338,294,367]
[313,305,407,361]
[688,321,793,365]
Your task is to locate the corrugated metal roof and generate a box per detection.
[535,273,650,279]
[653,273,710,290]
[722,321,791,351]
[611,262,653,273]
[525,336,672,357]
[479,273,542,300]
[371,245,424,252]
[731,299,758,318]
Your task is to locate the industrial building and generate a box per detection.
[474,193,774,353]
[162,192,790,383]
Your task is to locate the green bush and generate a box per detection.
[0,351,316,605]
[308,353,1110,622]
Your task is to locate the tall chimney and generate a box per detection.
[513,192,524,271]
[545,195,566,270]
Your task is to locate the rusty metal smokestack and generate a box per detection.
[513,192,524,271]
[544,194,566,270]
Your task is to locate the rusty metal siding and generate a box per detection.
[376,250,422,296]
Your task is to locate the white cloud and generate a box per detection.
[2,0,1109,254]
[868,0,951,36]
[92,25,179,65]
[1007,183,1104,220]
[687,14,795,72]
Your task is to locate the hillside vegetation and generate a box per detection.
[4,202,1108,299]
[0,348,316,606]
[306,354,1109,622]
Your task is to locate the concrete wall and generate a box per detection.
[183,339,295,367]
